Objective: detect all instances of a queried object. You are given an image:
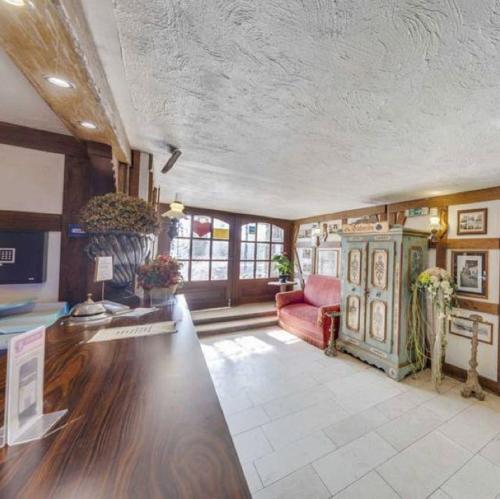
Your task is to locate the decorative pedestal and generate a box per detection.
[461,314,485,401]
[324,311,341,357]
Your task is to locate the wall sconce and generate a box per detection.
[312,226,321,246]
[429,207,446,242]
[161,194,185,239]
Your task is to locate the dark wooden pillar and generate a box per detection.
[59,143,114,304]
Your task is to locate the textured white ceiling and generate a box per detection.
[0,48,69,135]
[101,1,500,218]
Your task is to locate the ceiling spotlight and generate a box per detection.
[3,0,25,5]
[161,149,182,174]
[78,121,97,130]
[44,75,74,89]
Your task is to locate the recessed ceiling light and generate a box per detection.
[3,0,25,6]
[44,75,74,89]
[79,121,97,130]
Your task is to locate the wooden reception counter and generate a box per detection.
[0,296,251,499]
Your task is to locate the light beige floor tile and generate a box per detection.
[334,471,399,499]
[428,489,451,498]
[333,381,404,414]
[441,455,500,499]
[439,404,500,453]
[252,465,330,499]
[255,432,335,486]
[375,386,437,420]
[218,390,254,416]
[226,405,270,435]
[480,434,500,466]
[377,431,472,499]
[240,460,263,494]
[262,386,334,420]
[421,387,474,420]
[376,405,445,451]
[323,406,389,448]
[262,398,348,449]
[313,432,397,495]
[233,427,273,463]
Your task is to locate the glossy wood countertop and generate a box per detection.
[0,296,251,499]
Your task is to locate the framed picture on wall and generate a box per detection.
[451,251,488,298]
[450,315,493,344]
[457,208,488,235]
[317,248,340,277]
[296,247,315,279]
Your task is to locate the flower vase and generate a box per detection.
[425,288,448,389]
[148,286,176,307]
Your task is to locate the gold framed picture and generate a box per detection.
[457,208,488,236]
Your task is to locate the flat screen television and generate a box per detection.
[0,231,48,284]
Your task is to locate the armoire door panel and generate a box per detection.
[365,240,395,353]
[341,241,367,341]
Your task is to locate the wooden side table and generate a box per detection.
[267,281,296,293]
[324,311,341,357]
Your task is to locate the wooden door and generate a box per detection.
[364,240,395,354]
[170,211,235,310]
[341,240,368,342]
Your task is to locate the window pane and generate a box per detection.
[178,261,189,281]
[213,240,229,260]
[211,261,228,280]
[272,225,284,242]
[271,243,284,258]
[240,242,255,260]
[256,243,270,260]
[256,261,269,278]
[178,216,192,238]
[192,239,210,260]
[240,261,254,279]
[257,223,271,241]
[170,238,190,260]
[192,215,211,238]
[270,263,279,278]
[213,218,230,240]
[241,223,256,241]
[191,261,209,281]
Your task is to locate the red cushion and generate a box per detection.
[304,275,340,308]
[280,303,318,330]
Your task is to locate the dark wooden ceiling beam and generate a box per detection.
[0,121,86,157]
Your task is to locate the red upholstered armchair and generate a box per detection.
[275,275,341,349]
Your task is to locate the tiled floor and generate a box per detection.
[201,327,500,499]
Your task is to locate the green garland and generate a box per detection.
[407,267,457,384]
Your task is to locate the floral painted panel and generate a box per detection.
[348,249,362,285]
[370,300,386,342]
[372,249,388,289]
[408,246,423,289]
[346,295,360,331]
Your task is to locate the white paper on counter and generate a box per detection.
[117,307,157,318]
[88,321,176,343]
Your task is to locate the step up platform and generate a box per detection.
[192,302,277,336]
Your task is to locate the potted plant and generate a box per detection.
[80,193,160,304]
[272,253,292,283]
[137,255,183,306]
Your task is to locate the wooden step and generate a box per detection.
[192,303,276,325]
[196,316,278,336]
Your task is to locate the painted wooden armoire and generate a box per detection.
[337,227,428,380]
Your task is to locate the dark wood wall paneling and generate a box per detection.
[0,122,116,304]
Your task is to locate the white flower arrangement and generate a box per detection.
[408,267,458,389]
